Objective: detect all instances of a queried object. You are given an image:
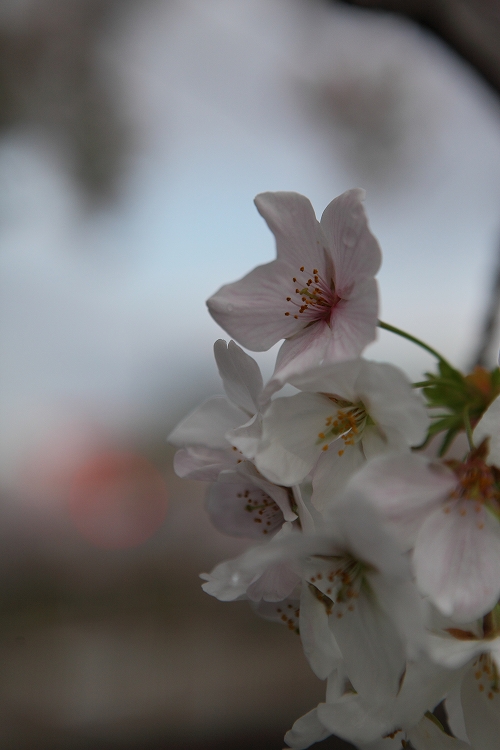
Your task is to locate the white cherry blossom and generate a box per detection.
[348,446,500,622]
[240,358,428,511]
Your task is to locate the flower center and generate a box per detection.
[317,400,368,456]
[284,265,339,323]
[444,454,500,524]
[240,487,283,536]
[307,554,373,617]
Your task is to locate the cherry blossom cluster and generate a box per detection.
[169,190,500,750]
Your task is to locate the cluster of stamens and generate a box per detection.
[473,653,499,701]
[317,403,367,456]
[284,265,337,322]
[308,555,369,618]
[444,451,500,526]
[239,487,283,536]
[275,602,300,632]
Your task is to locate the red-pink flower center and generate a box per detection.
[284,265,339,323]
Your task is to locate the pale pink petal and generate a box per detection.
[213,339,263,414]
[347,453,456,551]
[246,561,301,602]
[168,396,247,449]
[320,188,382,292]
[414,503,500,621]
[207,259,302,350]
[271,320,332,382]
[325,277,379,362]
[173,446,237,481]
[254,191,327,273]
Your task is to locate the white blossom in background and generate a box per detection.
[170,187,500,749]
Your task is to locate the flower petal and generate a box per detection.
[213,339,263,414]
[207,259,302,350]
[347,453,456,551]
[284,707,332,750]
[325,277,379,362]
[414,503,500,621]
[474,394,500,467]
[168,396,247,449]
[320,188,382,292]
[254,191,326,272]
[255,392,335,485]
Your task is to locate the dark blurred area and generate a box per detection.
[1,0,500,748]
[0,0,130,202]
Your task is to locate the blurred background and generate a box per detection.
[2,0,500,747]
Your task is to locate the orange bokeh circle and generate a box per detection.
[68,450,168,549]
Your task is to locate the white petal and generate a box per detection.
[299,583,341,679]
[173,446,236,481]
[446,682,470,743]
[330,592,406,702]
[288,358,364,402]
[320,188,382,292]
[168,396,246,449]
[461,661,500,750]
[407,715,471,749]
[284,707,332,750]
[356,361,429,447]
[213,339,263,414]
[414,503,500,621]
[255,392,335,485]
[311,443,365,512]
[474,394,500,466]
[246,561,300,602]
[347,453,456,551]
[228,413,262,459]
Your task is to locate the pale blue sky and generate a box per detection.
[2,0,500,480]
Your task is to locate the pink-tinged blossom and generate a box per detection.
[348,446,500,622]
[207,190,381,381]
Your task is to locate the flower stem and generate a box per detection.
[378,321,453,369]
